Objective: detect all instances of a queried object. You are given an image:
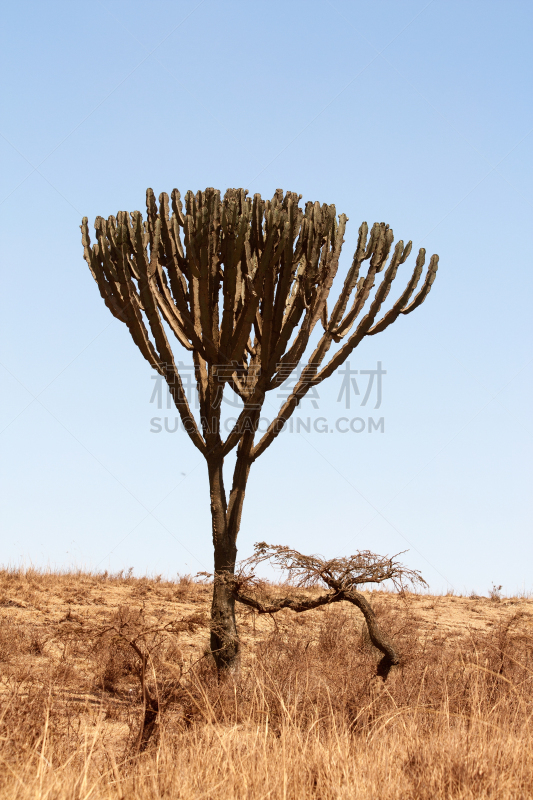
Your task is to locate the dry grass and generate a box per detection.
[0,566,532,799]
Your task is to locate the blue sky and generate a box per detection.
[1,0,531,594]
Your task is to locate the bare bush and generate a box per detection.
[59,605,208,753]
[226,543,427,680]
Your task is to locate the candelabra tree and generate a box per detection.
[81,187,438,672]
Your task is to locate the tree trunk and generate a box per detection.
[207,420,256,673]
[208,458,239,672]
[133,655,159,753]
[345,589,400,680]
[211,546,239,672]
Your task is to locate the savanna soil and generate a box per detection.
[0,568,531,800]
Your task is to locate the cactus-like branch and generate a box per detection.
[250,227,437,459]
[82,188,438,463]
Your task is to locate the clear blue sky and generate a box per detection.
[1,0,531,594]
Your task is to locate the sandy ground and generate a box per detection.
[2,572,532,663]
[1,571,531,797]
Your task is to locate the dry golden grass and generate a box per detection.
[0,566,531,799]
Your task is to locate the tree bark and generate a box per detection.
[133,653,159,753]
[207,458,240,672]
[208,417,257,673]
[231,585,400,681]
[344,589,399,680]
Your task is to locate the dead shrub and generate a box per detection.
[92,634,137,694]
